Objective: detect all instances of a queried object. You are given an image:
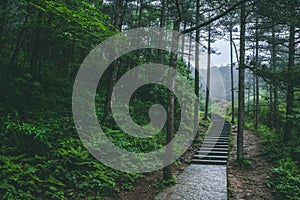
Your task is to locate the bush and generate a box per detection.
[268,158,300,200]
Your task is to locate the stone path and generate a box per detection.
[155,114,229,200]
[154,165,227,200]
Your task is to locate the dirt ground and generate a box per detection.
[227,128,276,200]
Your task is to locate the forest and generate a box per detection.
[0,0,299,199]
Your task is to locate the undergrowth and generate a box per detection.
[245,119,300,200]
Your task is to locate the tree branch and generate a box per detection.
[182,0,248,34]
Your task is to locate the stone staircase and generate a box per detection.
[155,114,229,200]
[192,114,231,165]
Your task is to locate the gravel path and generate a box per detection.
[154,164,227,200]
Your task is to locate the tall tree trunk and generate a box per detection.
[181,22,186,61]
[247,80,250,112]
[188,30,192,69]
[114,0,123,32]
[30,11,44,77]
[252,44,256,109]
[254,17,259,130]
[194,0,200,131]
[269,25,274,129]
[230,26,235,124]
[160,0,165,28]
[0,0,9,53]
[269,84,273,128]
[9,28,26,69]
[255,75,259,129]
[204,24,211,119]
[252,74,255,115]
[138,0,144,27]
[159,0,166,64]
[104,0,124,119]
[237,1,246,162]
[163,0,182,180]
[271,24,279,135]
[284,17,295,142]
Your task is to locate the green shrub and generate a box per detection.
[153,177,176,189]
[268,158,300,200]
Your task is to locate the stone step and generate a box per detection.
[204,139,229,142]
[221,132,230,134]
[195,151,228,156]
[219,135,230,138]
[193,155,228,160]
[221,133,230,136]
[203,138,229,142]
[221,130,231,132]
[205,136,229,139]
[201,144,229,148]
[203,141,229,144]
[201,142,229,148]
[195,150,228,154]
[220,134,230,137]
[220,131,231,133]
[191,159,227,165]
[219,131,230,133]
[204,137,229,139]
[202,142,229,145]
[198,147,229,151]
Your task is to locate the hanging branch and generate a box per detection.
[182,0,248,34]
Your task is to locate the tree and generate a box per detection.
[254,16,260,130]
[284,5,296,142]
[230,25,236,124]
[253,0,300,140]
[204,20,212,119]
[159,0,166,64]
[104,0,126,119]
[237,1,246,162]
[163,0,183,181]
[194,0,200,129]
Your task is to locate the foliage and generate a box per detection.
[0,2,196,195]
[153,176,176,189]
[0,114,144,199]
[233,158,252,169]
[267,158,300,200]
[245,117,300,198]
[0,1,159,198]
[256,124,279,145]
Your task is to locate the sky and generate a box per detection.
[211,39,238,67]
[182,35,240,69]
